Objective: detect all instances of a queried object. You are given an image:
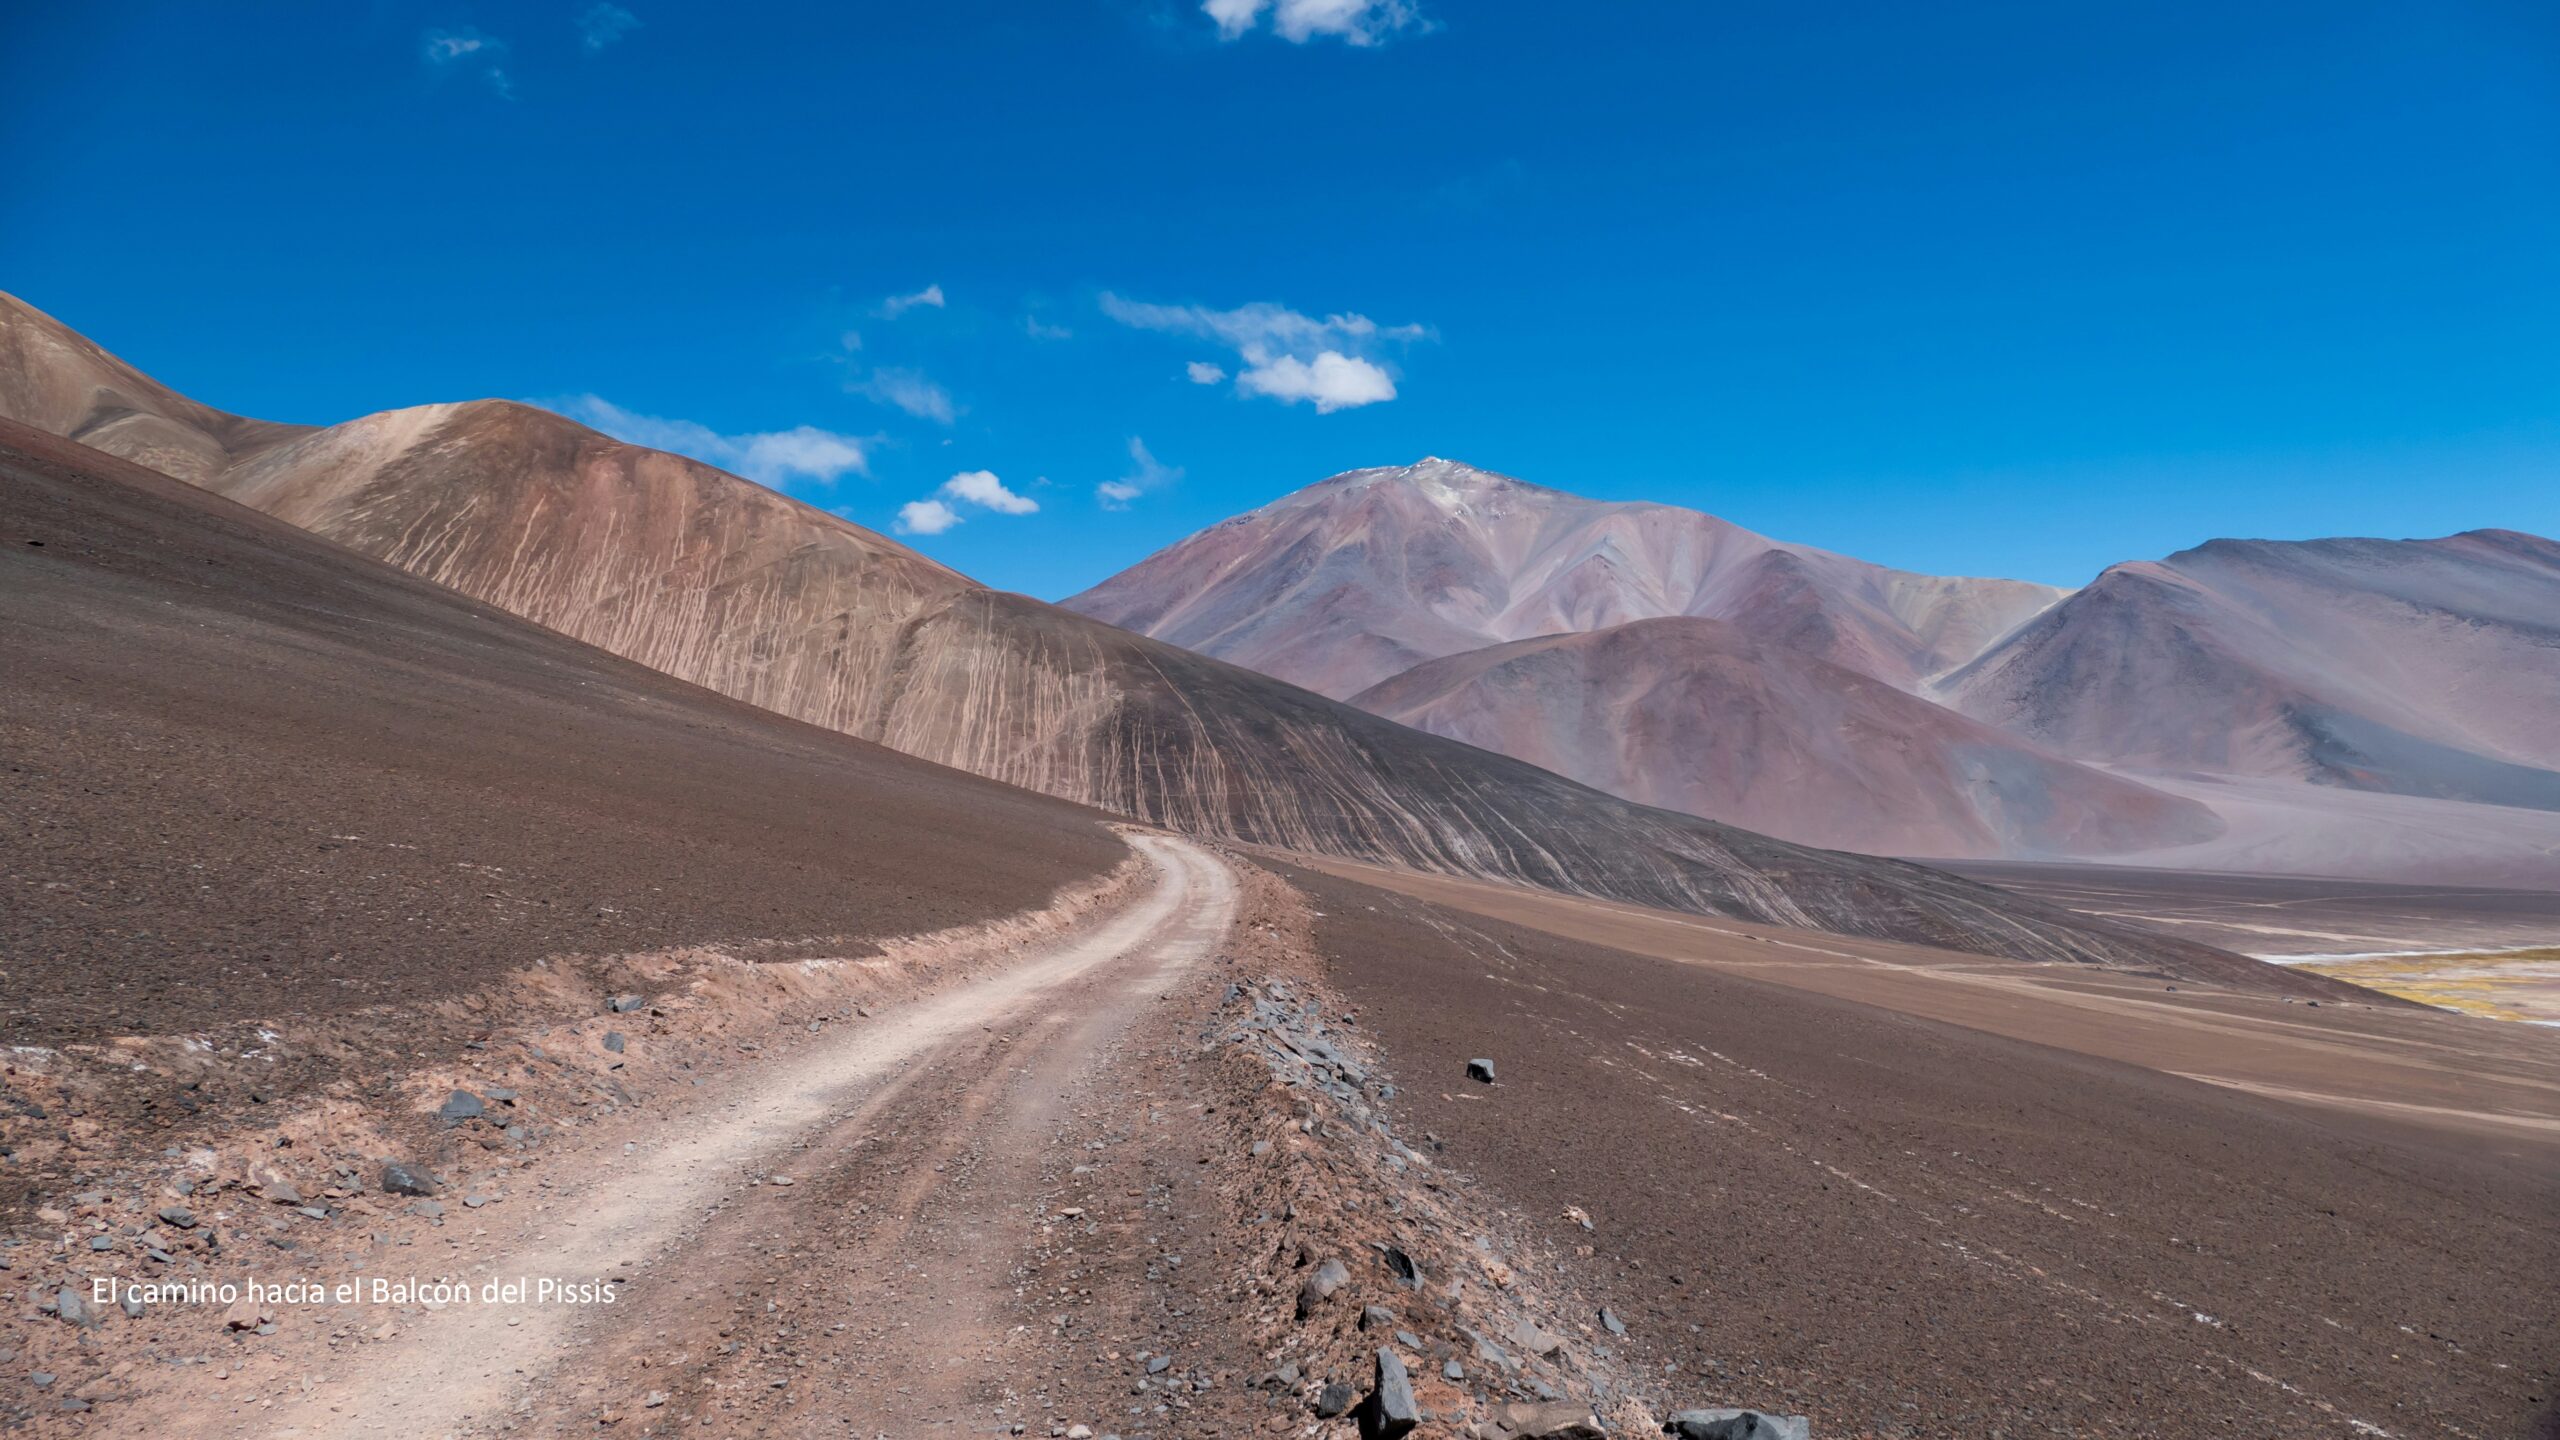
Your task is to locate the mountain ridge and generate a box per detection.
[0,292,2318,986]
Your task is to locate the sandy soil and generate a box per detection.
[1275,860,2560,1439]
[1284,853,2560,1152]
[1942,860,2560,959]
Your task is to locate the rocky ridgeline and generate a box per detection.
[1202,974,1807,1439]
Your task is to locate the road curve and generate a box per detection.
[142,833,1235,1439]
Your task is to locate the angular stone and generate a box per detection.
[606,994,646,1013]
[1509,1317,1564,1356]
[1466,1058,1497,1083]
[1357,1348,1419,1440]
[1297,1257,1351,1319]
[603,1031,627,1054]
[1314,1381,1355,1418]
[438,1090,485,1125]
[1664,1409,1810,1440]
[1601,1306,1628,1336]
[1495,1400,1607,1439]
[1359,1304,1396,1331]
[380,1162,441,1196]
[53,1287,95,1328]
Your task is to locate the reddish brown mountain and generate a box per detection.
[1063,457,2063,698]
[1351,617,2220,860]
[0,291,2263,977]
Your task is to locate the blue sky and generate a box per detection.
[4,0,2554,598]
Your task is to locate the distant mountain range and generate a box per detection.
[1066,458,2560,883]
[1,291,2284,981]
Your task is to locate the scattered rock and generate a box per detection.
[156,1205,197,1229]
[221,1295,271,1331]
[1601,1307,1627,1336]
[1466,1058,1497,1084]
[1357,1348,1420,1440]
[1664,1409,1811,1440]
[381,1162,441,1196]
[1442,1360,1464,1381]
[606,994,646,1013]
[1359,1304,1397,1331]
[1296,1257,1351,1319]
[438,1090,486,1125]
[603,1032,628,1054]
[1493,1400,1607,1439]
[1509,1317,1564,1357]
[1375,1243,1421,1289]
[1145,1354,1172,1375]
[1315,1381,1355,1418]
[52,1287,95,1328]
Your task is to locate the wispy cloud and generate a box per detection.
[879,284,946,318]
[546,395,868,485]
[1103,293,1426,412]
[1099,437,1183,510]
[579,3,641,52]
[851,367,957,425]
[1023,315,1073,341]
[1204,0,1427,45]
[895,469,1040,536]
[423,27,514,97]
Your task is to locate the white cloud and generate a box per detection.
[1204,0,1267,38]
[1100,294,1424,354]
[880,284,946,318]
[895,499,962,536]
[1203,0,1424,45]
[423,27,514,97]
[852,367,957,425]
[1236,351,1396,412]
[1023,315,1073,341]
[579,4,640,51]
[940,470,1038,515]
[1104,293,1423,413]
[1099,437,1183,510]
[546,395,868,485]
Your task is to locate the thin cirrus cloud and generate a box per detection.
[1203,0,1426,45]
[546,395,867,486]
[1102,293,1426,413]
[851,367,957,425]
[1098,437,1183,510]
[422,27,514,97]
[879,284,947,319]
[579,4,641,52]
[897,470,1039,535]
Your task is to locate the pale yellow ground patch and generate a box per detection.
[2292,947,2560,1023]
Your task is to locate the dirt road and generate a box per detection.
[116,833,1235,1438]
